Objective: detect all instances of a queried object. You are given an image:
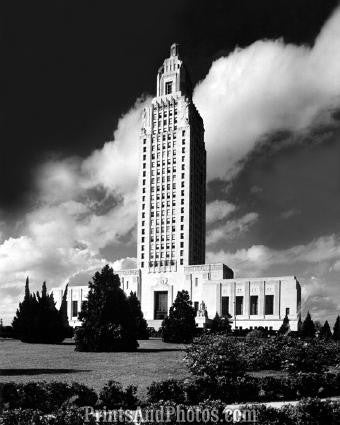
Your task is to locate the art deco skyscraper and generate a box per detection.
[137,44,206,273]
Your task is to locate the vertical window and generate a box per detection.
[285,307,290,316]
[194,301,199,312]
[221,296,229,316]
[250,296,258,315]
[72,301,78,318]
[235,296,243,315]
[195,278,198,287]
[165,81,173,94]
[265,295,274,315]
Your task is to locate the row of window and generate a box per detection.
[221,295,276,316]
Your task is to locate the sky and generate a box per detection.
[1,0,340,325]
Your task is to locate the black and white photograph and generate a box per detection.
[1,0,340,423]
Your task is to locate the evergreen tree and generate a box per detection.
[59,284,73,338]
[75,265,138,352]
[333,315,340,341]
[301,311,316,339]
[210,312,232,334]
[127,292,149,340]
[12,278,66,343]
[12,277,37,341]
[161,290,197,343]
[278,315,290,335]
[320,320,332,339]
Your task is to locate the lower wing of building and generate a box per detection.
[51,263,301,332]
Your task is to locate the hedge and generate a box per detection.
[1,399,340,424]
[147,372,340,404]
[0,380,140,413]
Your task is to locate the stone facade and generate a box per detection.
[51,44,302,332]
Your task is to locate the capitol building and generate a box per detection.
[52,44,301,331]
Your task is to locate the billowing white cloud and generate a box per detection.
[0,99,148,323]
[207,234,340,322]
[207,234,340,274]
[194,7,340,181]
[206,200,236,224]
[207,212,258,245]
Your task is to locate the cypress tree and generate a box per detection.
[333,315,340,341]
[320,320,332,339]
[12,278,66,343]
[301,311,316,339]
[278,315,290,335]
[127,291,149,340]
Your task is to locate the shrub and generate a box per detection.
[245,328,266,340]
[147,379,186,403]
[1,381,97,412]
[99,380,139,409]
[210,313,232,334]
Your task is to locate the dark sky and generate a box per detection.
[1,0,338,211]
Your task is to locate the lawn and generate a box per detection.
[0,338,189,400]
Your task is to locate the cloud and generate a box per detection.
[0,99,148,323]
[280,208,300,219]
[206,200,236,224]
[193,7,340,182]
[207,234,340,322]
[207,212,258,245]
[207,234,340,273]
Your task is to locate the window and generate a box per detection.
[286,307,290,316]
[194,301,199,312]
[221,296,229,316]
[165,81,173,94]
[250,296,258,315]
[195,277,198,287]
[72,301,78,318]
[265,295,274,315]
[235,296,243,315]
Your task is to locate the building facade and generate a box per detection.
[52,44,301,331]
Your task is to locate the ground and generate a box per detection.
[0,338,189,400]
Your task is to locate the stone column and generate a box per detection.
[244,281,250,317]
[216,282,221,316]
[274,280,281,317]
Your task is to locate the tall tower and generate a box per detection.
[137,43,206,273]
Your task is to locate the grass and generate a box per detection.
[0,338,189,400]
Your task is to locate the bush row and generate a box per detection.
[147,372,340,404]
[3,371,340,414]
[1,380,138,413]
[185,334,340,375]
[1,399,340,424]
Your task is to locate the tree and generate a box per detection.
[161,290,197,343]
[333,315,340,341]
[12,277,37,341]
[278,315,290,335]
[127,292,149,340]
[59,284,73,338]
[12,278,66,343]
[301,311,316,339]
[210,313,232,334]
[75,265,138,352]
[320,320,332,339]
